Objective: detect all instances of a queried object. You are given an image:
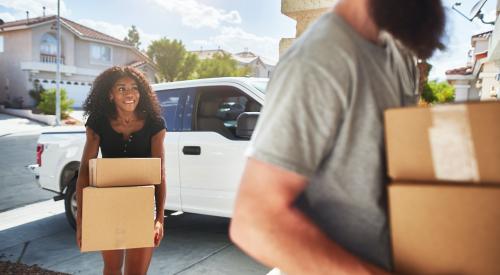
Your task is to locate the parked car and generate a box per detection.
[30,77,266,229]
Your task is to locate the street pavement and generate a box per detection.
[0,114,52,212]
[0,112,270,274]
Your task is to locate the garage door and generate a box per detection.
[42,81,92,108]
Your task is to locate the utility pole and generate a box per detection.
[56,0,61,125]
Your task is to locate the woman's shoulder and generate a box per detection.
[85,114,108,135]
[147,115,166,135]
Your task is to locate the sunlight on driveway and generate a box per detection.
[0,200,64,231]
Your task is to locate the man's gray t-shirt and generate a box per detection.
[247,12,418,270]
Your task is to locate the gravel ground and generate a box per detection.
[0,261,70,275]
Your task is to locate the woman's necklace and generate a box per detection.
[119,116,136,126]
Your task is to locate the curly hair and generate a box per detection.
[83,66,161,122]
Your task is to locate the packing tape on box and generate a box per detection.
[428,105,480,182]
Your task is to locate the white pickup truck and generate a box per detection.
[32,77,266,229]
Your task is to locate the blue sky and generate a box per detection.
[0,0,497,80]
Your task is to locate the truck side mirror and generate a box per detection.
[236,112,259,139]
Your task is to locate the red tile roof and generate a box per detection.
[0,15,131,47]
[445,66,473,75]
[472,30,493,39]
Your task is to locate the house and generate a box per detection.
[446,31,497,101]
[445,0,500,103]
[0,15,157,108]
[232,50,276,78]
[190,48,276,78]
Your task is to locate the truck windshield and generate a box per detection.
[250,79,268,94]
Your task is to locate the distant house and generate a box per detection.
[190,48,276,78]
[0,15,157,108]
[232,50,276,78]
[446,31,494,101]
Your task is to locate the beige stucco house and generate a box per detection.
[446,31,491,101]
[0,15,157,108]
[446,1,500,102]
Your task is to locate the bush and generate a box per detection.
[37,88,74,118]
[421,81,455,104]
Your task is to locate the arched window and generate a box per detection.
[40,33,57,55]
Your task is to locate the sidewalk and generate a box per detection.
[0,113,45,137]
[0,109,86,137]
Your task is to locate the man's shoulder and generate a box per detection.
[281,13,357,70]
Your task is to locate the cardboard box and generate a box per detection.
[389,183,500,275]
[384,101,500,183]
[81,186,154,252]
[89,158,161,187]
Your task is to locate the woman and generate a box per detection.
[76,66,166,275]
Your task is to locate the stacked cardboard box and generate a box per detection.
[81,158,161,252]
[384,101,500,275]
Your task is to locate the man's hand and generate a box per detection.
[154,219,164,247]
[76,225,82,249]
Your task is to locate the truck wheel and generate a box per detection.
[64,178,77,230]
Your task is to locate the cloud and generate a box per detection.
[148,0,241,29]
[193,26,279,64]
[429,42,471,81]
[0,12,16,22]
[0,0,71,18]
[77,19,162,50]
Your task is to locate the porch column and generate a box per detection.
[280,0,335,56]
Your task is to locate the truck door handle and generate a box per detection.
[183,146,201,155]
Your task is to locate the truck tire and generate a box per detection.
[64,178,77,230]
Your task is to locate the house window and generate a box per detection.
[40,33,57,55]
[90,44,112,64]
[0,36,4,53]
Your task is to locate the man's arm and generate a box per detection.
[230,158,389,275]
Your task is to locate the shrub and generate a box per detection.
[421,81,455,104]
[37,88,74,119]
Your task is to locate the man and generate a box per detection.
[230,0,446,273]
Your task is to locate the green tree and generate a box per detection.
[421,81,455,104]
[124,25,141,50]
[146,38,199,82]
[37,88,74,118]
[196,52,251,79]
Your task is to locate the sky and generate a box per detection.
[0,0,497,80]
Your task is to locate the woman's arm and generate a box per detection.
[151,129,166,246]
[75,128,100,248]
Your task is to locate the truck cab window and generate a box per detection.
[157,89,186,131]
[195,86,261,140]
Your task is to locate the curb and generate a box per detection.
[0,105,56,126]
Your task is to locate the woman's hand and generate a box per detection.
[154,219,164,247]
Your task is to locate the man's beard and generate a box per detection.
[369,0,446,59]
